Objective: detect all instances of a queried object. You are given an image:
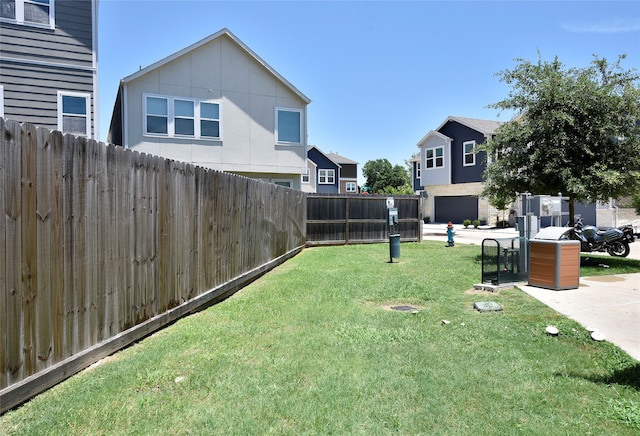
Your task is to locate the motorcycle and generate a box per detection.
[568,217,635,257]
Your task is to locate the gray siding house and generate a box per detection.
[0,0,99,139]
[108,28,311,189]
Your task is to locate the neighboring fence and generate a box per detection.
[306,194,421,245]
[0,119,306,413]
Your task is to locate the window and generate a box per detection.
[146,97,168,134]
[57,91,90,136]
[318,169,335,184]
[416,161,421,178]
[463,140,476,166]
[174,99,194,136]
[200,102,220,138]
[0,0,54,28]
[425,146,444,169]
[144,94,221,139]
[302,169,310,184]
[346,182,357,192]
[276,107,302,144]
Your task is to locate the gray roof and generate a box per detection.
[437,116,503,136]
[326,152,358,165]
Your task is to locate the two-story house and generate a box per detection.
[327,152,358,194]
[417,116,503,224]
[107,28,311,189]
[304,146,358,193]
[0,0,98,139]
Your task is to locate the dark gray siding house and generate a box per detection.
[0,0,98,139]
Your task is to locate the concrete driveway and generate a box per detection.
[423,223,640,361]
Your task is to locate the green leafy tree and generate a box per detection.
[481,54,640,224]
[362,158,411,194]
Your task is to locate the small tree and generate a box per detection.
[362,158,411,194]
[481,54,640,225]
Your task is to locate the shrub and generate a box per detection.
[472,219,480,228]
[463,219,471,228]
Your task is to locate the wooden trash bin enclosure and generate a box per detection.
[528,238,580,290]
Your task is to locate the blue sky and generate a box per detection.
[97,0,640,183]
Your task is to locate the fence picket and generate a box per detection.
[3,120,24,385]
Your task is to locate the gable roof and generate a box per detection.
[326,152,358,165]
[436,116,503,136]
[120,28,311,104]
[416,129,453,147]
[308,145,341,168]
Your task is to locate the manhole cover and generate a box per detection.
[391,305,419,313]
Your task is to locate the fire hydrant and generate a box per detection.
[446,221,455,247]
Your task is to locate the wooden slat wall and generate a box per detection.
[0,119,306,411]
[306,194,421,246]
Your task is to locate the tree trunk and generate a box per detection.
[568,197,575,227]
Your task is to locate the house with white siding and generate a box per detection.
[0,0,98,138]
[108,28,311,189]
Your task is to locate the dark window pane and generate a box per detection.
[175,118,194,136]
[201,120,219,137]
[147,116,167,134]
[62,95,87,115]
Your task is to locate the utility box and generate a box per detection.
[387,206,400,262]
[528,228,580,290]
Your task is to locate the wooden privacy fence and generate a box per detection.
[0,119,306,412]
[306,194,421,245]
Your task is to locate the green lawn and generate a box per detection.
[1,241,639,435]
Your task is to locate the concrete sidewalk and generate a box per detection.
[518,275,640,361]
[422,223,640,361]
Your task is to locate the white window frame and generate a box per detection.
[416,161,421,178]
[273,180,291,188]
[0,0,55,29]
[0,85,4,119]
[463,140,476,166]
[57,91,90,137]
[345,182,357,193]
[275,107,303,145]
[143,94,221,140]
[302,168,310,184]
[318,169,335,184]
[173,99,195,137]
[425,146,444,169]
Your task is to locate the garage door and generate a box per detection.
[434,196,478,224]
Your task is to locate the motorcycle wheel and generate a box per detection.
[607,241,630,257]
